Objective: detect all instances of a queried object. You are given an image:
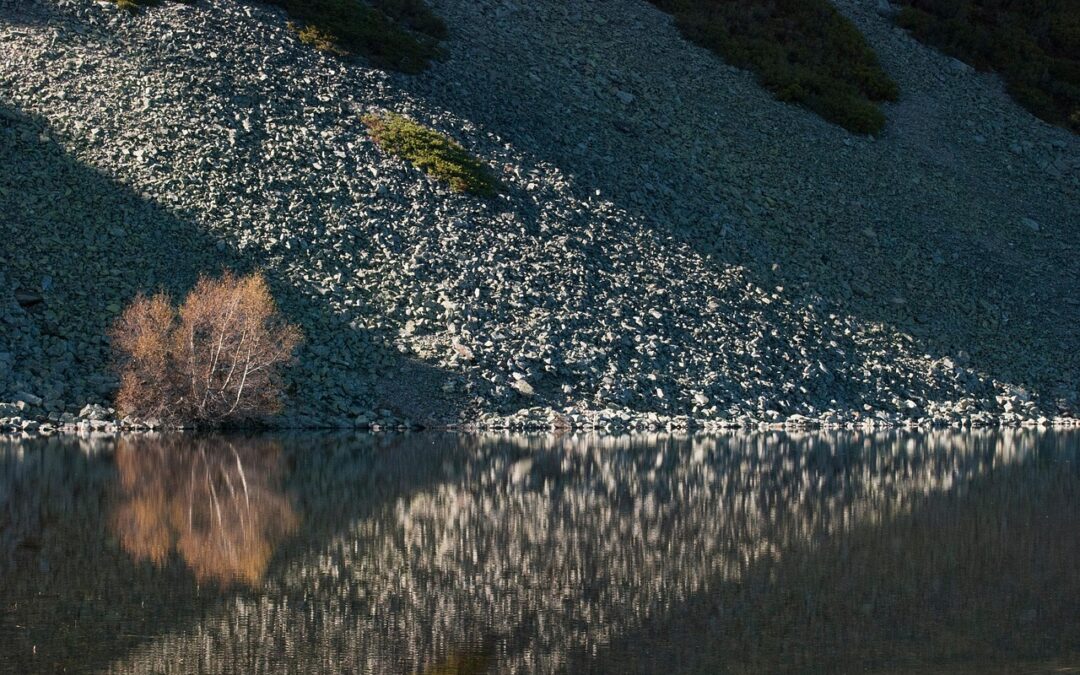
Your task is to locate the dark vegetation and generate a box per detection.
[111,272,302,426]
[278,0,446,72]
[109,0,446,73]
[648,0,899,134]
[363,112,499,195]
[109,0,155,11]
[895,0,1080,132]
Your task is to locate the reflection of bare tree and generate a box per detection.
[111,436,297,587]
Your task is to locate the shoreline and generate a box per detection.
[3,400,1078,437]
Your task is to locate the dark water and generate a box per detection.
[0,431,1077,673]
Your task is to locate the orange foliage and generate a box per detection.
[111,436,298,587]
[112,272,302,426]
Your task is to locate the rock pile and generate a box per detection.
[0,0,1076,432]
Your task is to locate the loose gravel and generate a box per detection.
[0,0,1077,433]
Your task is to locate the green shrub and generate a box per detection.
[648,0,898,134]
[362,112,499,195]
[813,90,887,135]
[109,0,154,11]
[895,0,1080,132]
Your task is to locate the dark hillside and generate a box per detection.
[896,0,1080,131]
[649,0,898,133]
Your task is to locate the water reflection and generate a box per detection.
[111,437,297,587]
[0,431,1076,673]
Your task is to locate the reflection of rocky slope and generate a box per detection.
[593,448,1080,672]
[1,0,1077,429]
[99,431,1078,673]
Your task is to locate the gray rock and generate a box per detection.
[15,391,42,407]
[13,288,43,308]
[949,57,974,74]
[79,403,111,421]
[0,0,1073,432]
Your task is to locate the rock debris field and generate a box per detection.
[0,0,1077,432]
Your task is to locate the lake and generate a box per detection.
[1,430,1077,673]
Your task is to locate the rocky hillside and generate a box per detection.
[0,0,1077,430]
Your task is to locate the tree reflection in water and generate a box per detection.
[111,436,297,587]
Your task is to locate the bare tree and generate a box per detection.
[112,272,302,426]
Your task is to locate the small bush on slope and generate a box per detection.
[895,0,1080,132]
[111,272,302,426]
[108,0,155,11]
[363,112,499,195]
[647,0,899,134]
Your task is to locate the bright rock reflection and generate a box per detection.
[0,430,1076,673]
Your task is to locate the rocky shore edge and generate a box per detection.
[3,398,1077,437]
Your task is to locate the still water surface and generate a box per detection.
[0,431,1077,673]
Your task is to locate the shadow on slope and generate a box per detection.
[0,0,55,26]
[407,0,1079,411]
[0,102,460,424]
